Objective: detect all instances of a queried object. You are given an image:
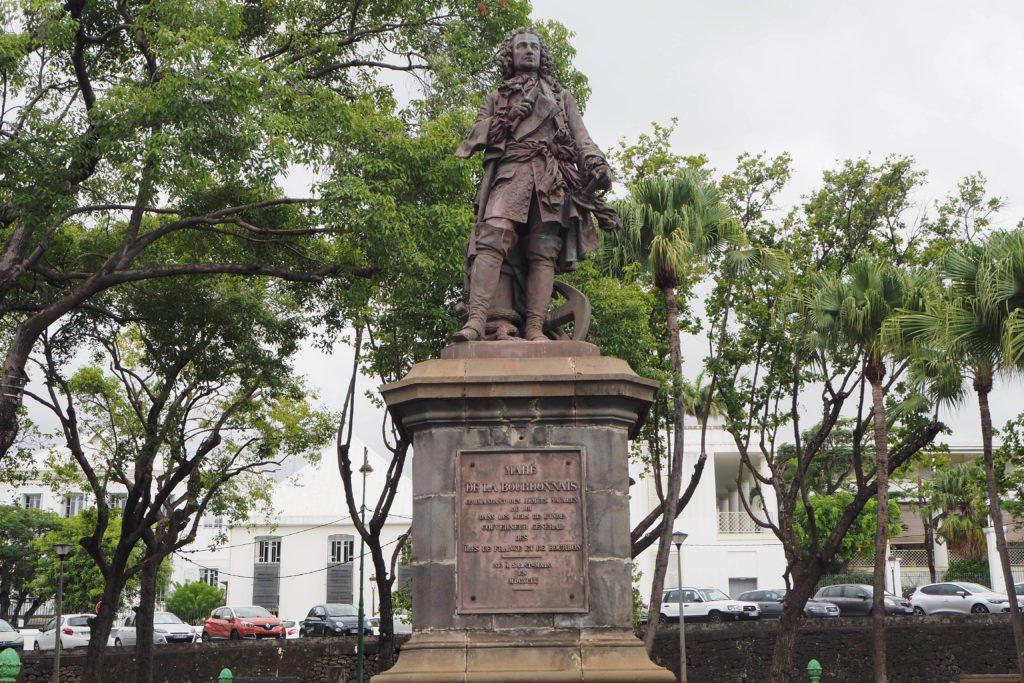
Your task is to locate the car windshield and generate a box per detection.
[234,606,273,618]
[327,605,358,617]
[958,583,991,593]
[0,620,13,632]
[282,620,295,627]
[698,589,730,602]
[154,613,184,624]
[67,616,92,627]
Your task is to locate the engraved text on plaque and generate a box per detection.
[458,449,587,613]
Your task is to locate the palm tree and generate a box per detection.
[888,230,1024,676]
[602,168,744,653]
[927,462,988,560]
[805,257,919,683]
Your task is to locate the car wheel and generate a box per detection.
[230,630,241,640]
[707,611,723,623]
[659,612,675,624]
[201,630,210,642]
[971,604,989,614]
[913,606,925,616]
[114,638,123,647]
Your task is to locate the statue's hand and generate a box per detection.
[508,100,533,123]
[587,163,612,193]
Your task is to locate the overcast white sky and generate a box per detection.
[30,2,1024,458]
[308,0,1024,453]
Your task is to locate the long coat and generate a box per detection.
[456,78,612,272]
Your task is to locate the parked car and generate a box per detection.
[909,581,1014,615]
[301,604,374,637]
[368,614,412,636]
[813,584,912,616]
[202,606,284,641]
[1015,582,1024,596]
[111,612,197,645]
[659,587,760,622]
[33,614,94,651]
[0,619,23,651]
[281,618,302,639]
[736,589,840,618]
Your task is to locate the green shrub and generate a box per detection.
[164,581,224,625]
[943,559,991,587]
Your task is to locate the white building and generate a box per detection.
[630,426,787,601]
[220,438,412,619]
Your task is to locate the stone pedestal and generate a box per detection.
[375,341,673,683]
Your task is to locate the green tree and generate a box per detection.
[27,276,333,681]
[804,256,925,683]
[603,168,745,653]
[714,154,944,683]
[0,0,580,464]
[0,504,62,622]
[164,582,223,626]
[793,494,902,572]
[926,463,987,560]
[886,228,1024,676]
[32,510,167,614]
[777,421,872,496]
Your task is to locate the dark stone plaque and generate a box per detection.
[458,449,587,613]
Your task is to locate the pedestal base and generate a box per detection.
[373,630,675,683]
[379,346,671,683]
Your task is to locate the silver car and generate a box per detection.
[110,613,189,646]
[909,581,1012,615]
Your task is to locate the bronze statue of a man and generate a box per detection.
[453,28,619,342]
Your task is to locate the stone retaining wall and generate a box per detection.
[13,616,1021,682]
[651,614,1019,682]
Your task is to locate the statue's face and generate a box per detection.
[512,33,540,73]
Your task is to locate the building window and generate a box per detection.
[201,514,225,528]
[329,535,355,564]
[63,494,85,518]
[107,493,127,511]
[256,537,281,564]
[22,493,41,509]
[200,568,219,587]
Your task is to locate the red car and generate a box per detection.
[202,606,284,641]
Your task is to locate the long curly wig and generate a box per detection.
[497,27,560,92]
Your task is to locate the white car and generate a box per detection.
[33,613,94,651]
[909,581,1015,615]
[0,619,24,652]
[368,614,412,635]
[280,618,302,639]
[110,612,199,645]
[660,587,760,623]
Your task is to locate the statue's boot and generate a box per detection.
[453,249,504,342]
[523,260,555,341]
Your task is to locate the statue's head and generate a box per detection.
[498,28,554,81]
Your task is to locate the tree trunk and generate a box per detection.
[375,571,396,670]
[81,574,127,682]
[643,284,686,655]
[766,566,820,682]
[868,370,889,683]
[134,556,160,683]
[976,379,1024,679]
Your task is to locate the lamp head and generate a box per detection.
[53,543,73,559]
[359,448,374,475]
[671,531,688,547]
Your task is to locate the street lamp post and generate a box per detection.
[356,449,374,683]
[52,543,73,683]
[672,531,688,683]
[888,554,898,596]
